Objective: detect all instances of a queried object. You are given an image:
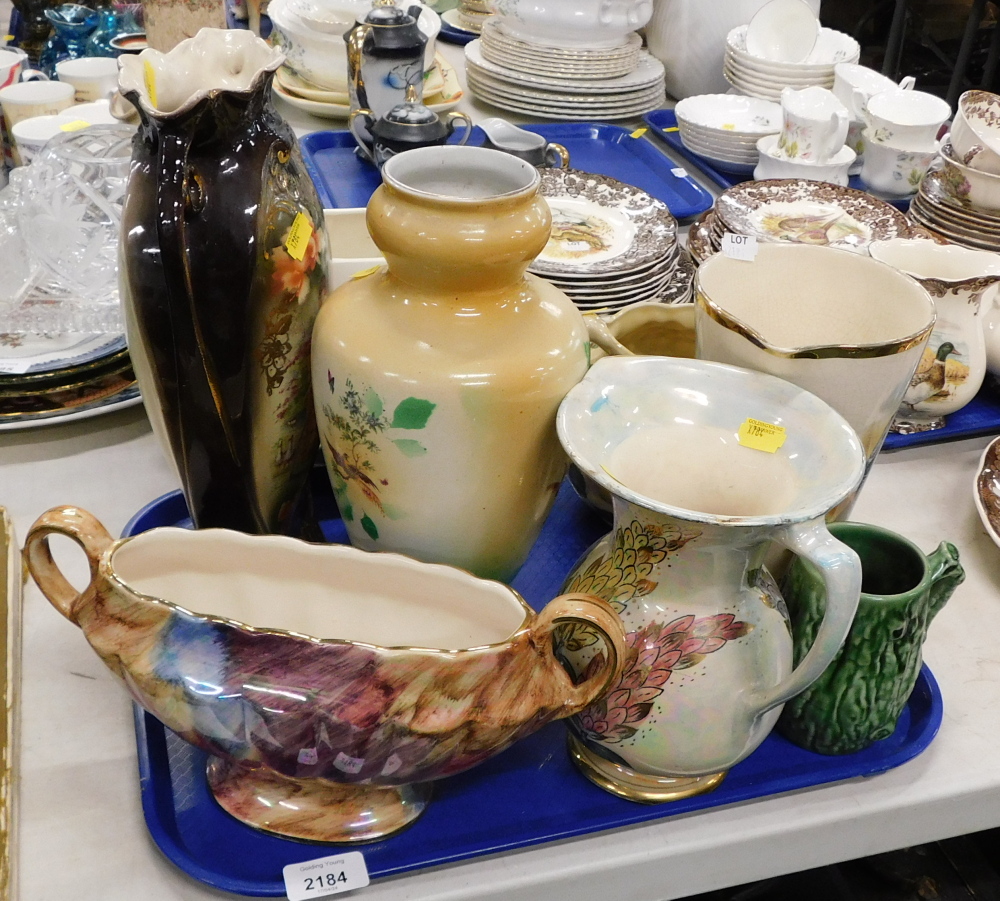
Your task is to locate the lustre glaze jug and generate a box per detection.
[557,356,865,802]
[869,239,1000,434]
[118,30,329,535]
[24,505,627,843]
[312,145,589,581]
[778,521,963,755]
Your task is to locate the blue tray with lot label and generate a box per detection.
[298,122,715,219]
[124,473,942,897]
[642,109,911,212]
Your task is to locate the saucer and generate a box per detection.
[975,435,1000,550]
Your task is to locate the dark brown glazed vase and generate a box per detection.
[118,29,329,535]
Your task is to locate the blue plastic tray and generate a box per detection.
[124,475,943,897]
[882,381,1000,449]
[298,123,715,219]
[642,109,911,212]
[437,16,476,45]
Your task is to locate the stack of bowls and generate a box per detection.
[724,24,860,101]
[674,93,781,175]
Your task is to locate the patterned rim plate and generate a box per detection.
[715,179,910,253]
[660,250,696,304]
[555,269,675,302]
[466,42,663,93]
[908,207,1000,252]
[530,169,678,277]
[913,197,1000,234]
[0,382,141,431]
[489,20,643,61]
[468,87,664,121]
[0,332,125,377]
[466,68,665,105]
[686,210,720,265]
[919,170,1000,227]
[479,40,639,78]
[540,244,678,286]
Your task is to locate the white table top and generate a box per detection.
[5,39,1000,901]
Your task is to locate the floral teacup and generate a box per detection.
[777,86,849,162]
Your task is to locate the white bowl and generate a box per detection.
[951,90,1000,176]
[754,133,855,185]
[674,93,781,134]
[728,25,859,72]
[745,0,818,64]
[724,53,833,88]
[491,0,652,50]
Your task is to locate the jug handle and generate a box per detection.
[584,314,631,358]
[533,593,627,715]
[755,521,861,714]
[446,112,473,146]
[545,142,570,169]
[926,541,964,620]
[23,506,114,626]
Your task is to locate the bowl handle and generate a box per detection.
[533,593,627,715]
[23,506,114,625]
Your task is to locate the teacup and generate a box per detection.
[0,79,75,129]
[950,90,1000,176]
[833,64,915,173]
[937,140,1000,212]
[480,118,570,169]
[24,505,627,844]
[755,132,854,185]
[777,86,849,162]
[55,56,119,103]
[865,88,951,151]
[10,114,63,167]
[778,521,963,755]
[694,243,936,477]
[493,0,653,50]
[860,132,937,196]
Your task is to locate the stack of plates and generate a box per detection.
[674,94,781,175]
[272,53,463,119]
[909,169,1000,252]
[724,24,860,101]
[455,0,494,33]
[0,331,139,431]
[479,19,642,80]
[687,179,911,265]
[527,169,692,313]
[465,37,665,120]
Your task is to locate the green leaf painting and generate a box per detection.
[391,438,428,458]
[391,397,436,430]
[361,513,379,540]
[365,387,383,418]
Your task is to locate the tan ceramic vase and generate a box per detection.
[311,145,589,582]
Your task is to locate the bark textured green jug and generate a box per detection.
[778,521,964,755]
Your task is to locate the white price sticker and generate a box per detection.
[283,852,370,900]
[671,166,688,178]
[720,232,758,261]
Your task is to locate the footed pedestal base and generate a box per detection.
[568,733,726,804]
[890,412,946,434]
[206,757,432,843]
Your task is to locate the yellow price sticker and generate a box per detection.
[59,119,91,132]
[663,126,680,132]
[351,264,382,280]
[143,59,158,108]
[629,127,648,139]
[284,212,313,262]
[737,418,787,454]
[722,123,736,130]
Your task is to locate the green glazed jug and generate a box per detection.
[778,521,964,755]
